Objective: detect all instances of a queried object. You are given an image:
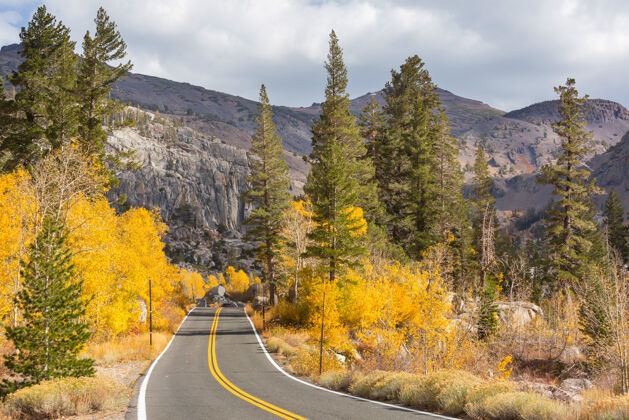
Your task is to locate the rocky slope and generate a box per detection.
[494,129,629,215]
[4,42,629,230]
[3,42,628,188]
[590,130,629,210]
[106,113,257,269]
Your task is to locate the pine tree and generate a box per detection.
[243,84,291,306]
[603,188,629,263]
[478,274,500,340]
[471,145,496,286]
[381,55,440,257]
[356,96,383,226]
[537,78,601,288]
[77,7,132,159]
[0,77,20,172]
[304,30,367,282]
[433,109,465,239]
[359,96,384,180]
[471,145,495,215]
[2,6,77,168]
[2,217,94,394]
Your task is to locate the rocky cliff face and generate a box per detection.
[108,124,251,231]
[590,130,629,210]
[106,115,258,269]
[493,129,629,215]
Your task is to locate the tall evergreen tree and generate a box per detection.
[359,96,384,180]
[3,6,78,168]
[304,30,367,282]
[358,96,405,260]
[0,77,20,171]
[603,188,629,263]
[433,109,465,239]
[77,7,132,159]
[243,84,291,306]
[471,145,496,285]
[381,55,440,257]
[356,96,383,226]
[471,145,495,216]
[537,78,601,288]
[3,217,93,394]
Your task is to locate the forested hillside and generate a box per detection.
[1,4,629,420]
[3,41,627,196]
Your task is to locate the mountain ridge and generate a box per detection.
[2,42,629,213]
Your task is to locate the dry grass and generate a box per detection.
[308,367,574,419]
[577,388,629,419]
[246,303,265,331]
[83,332,171,366]
[2,376,128,419]
[398,370,481,415]
[318,370,353,392]
[275,329,309,348]
[265,337,298,357]
[259,321,629,420]
[261,326,343,378]
[349,370,415,401]
[289,347,343,377]
[465,390,571,420]
[463,381,517,415]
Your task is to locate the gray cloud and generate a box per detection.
[1,0,628,110]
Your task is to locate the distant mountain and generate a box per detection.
[3,42,629,208]
[590,130,629,210]
[297,88,505,136]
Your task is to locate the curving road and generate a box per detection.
[126,307,453,420]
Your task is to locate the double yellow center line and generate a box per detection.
[208,308,307,420]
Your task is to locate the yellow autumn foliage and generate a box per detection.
[207,274,223,289]
[274,250,469,374]
[0,161,200,339]
[180,269,207,300]
[0,169,34,325]
[225,266,250,293]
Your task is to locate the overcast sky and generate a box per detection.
[0,0,627,111]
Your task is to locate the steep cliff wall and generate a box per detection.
[106,116,257,269]
[108,125,251,231]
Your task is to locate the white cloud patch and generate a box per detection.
[1,0,629,110]
[0,10,20,46]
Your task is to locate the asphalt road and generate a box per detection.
[127,307,451,420]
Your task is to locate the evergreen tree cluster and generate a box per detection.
[3,217,93,394]
[243,85,291,305]
[0,5,131,173]
[0,6,131,395]
[244,31,629,357]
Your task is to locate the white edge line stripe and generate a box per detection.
[137,307,196,420]
[244,310,460,420]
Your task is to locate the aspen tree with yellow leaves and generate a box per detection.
[0,170,34,327]
[0,147,197,340]
[279,200,315,299]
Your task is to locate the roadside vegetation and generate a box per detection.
[0,2,627,420]
[241,29,629,420]
[0,5,207,418]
